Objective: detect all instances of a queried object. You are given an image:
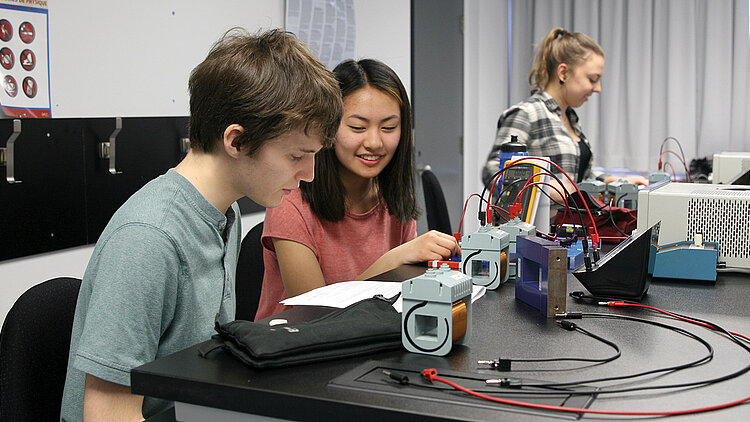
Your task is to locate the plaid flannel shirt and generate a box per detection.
[481,91,602,187]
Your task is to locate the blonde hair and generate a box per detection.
[528,28,604,91]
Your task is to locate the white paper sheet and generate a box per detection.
[280,280,486,313]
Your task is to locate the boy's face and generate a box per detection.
[236,129,323,207]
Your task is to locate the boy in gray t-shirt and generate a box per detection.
[60,28,343,422]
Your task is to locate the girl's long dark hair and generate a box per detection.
[300,58,419,223]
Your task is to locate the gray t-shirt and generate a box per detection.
[60,169,241,421]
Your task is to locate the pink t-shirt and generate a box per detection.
[254,188,417,320]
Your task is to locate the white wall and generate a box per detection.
[49,1,285,118]
[0,0,410,326]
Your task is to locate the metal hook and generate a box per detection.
[97,117,123,174]
[416,163,432,175]
[180,137,190,154]
[0,119,23,184]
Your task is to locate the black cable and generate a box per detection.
[496,173,584,242]
[659,136,691,182]
[659,136,686,162]
[480,320,621,371]
[489,178,533,223]
[515,313,713,392]
[492,177,530,207]
[385,311,750,400]
[486,162,602,269]
[487,309,750,397]
[570,291,750,348]
[607,198,629,237]
[483,162,587,239]
[483,163,583,227]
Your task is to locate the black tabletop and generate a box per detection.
[132,266,750,421]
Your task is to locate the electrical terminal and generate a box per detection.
[554,312,582,319]
[583,254,592,271]
[508,203,522,219]
[382,370,410,385]
[485,377,522,388]
[477,358,511,371]
[592,248,601,262]
[556,320,577,331]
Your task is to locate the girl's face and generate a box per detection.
[561,53,604,108]
[335,85,401,181]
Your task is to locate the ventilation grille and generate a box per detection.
[692,188,750,197]
[687,197,750,260]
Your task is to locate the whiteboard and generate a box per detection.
[46,0,409,118]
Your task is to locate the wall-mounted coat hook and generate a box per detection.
[97,117,123,174]
[0,119,23,184]
[180,137,190,154]
[416,163,432,175]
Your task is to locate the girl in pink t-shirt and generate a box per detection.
[255,59,460,320]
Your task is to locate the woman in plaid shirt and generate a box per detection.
[482,28,647,202]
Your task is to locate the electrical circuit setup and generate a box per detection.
[416,298,750,418]
[496,163,541,223]
[401,265,472,356]
[353,292,750,418]
[475,156,602,271]
[394,136,750,417]
[564,237,591,270]
[514,235,567,317]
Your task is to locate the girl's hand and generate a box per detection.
[392,230,460,264]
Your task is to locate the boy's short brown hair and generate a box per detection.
[188,28,343,156]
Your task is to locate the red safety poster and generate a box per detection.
[0,0,49,118]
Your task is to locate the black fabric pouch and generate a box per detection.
[199,295,402,369]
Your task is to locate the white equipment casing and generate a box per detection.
[712,152,750,184]
[637,182,750,269]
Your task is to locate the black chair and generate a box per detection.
[0,276,82,421]
[421,168,453,235]
[235,221,265,321]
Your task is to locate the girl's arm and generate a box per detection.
[273,238,326,298]
[355,230,460,280]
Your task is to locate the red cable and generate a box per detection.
[487,166,555,222]
[505,157,600,247]
[486,170,506,224]
[513,181,569,223]
[488,204,510,223]
[658,150,690,181]
[485,158,601,248]
[606,302,750,343]
[421,368,750,416]
[663,161,677,181]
